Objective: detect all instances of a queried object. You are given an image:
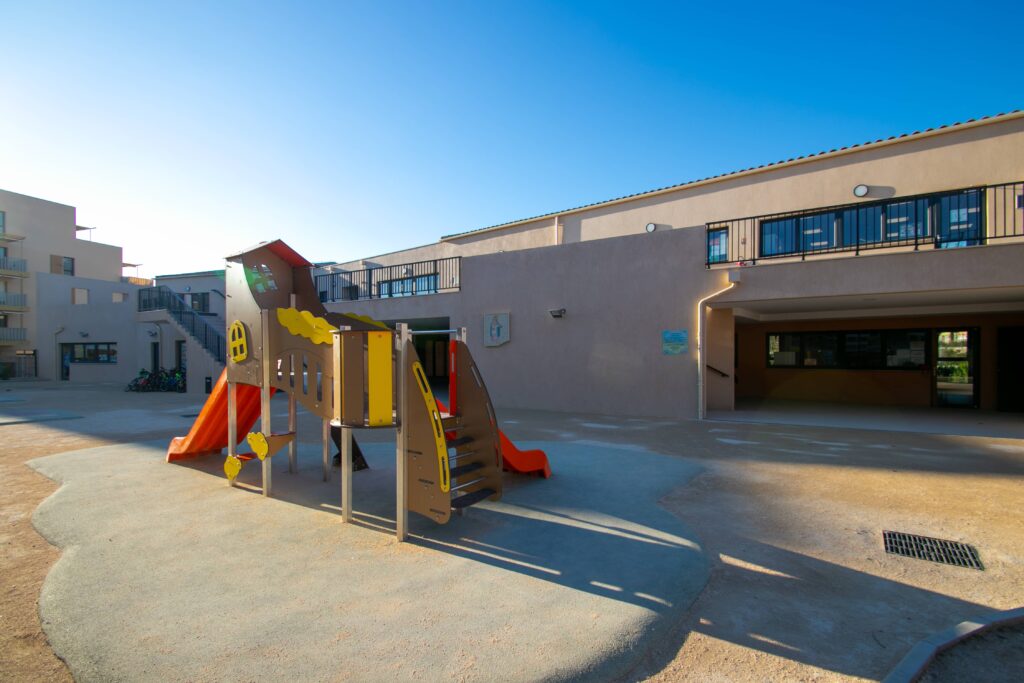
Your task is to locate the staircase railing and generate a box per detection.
[138,286,225,363]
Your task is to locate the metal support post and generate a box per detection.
[260,309,272,497]
[288,394,297,473]
[332,329,352,522]
[340,427,352,523]
[322,418,331,481]
[453,325,465,519]
[288,291,297,474]
[227,380,238,487]
[395,323,409,542]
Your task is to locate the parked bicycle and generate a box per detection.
[125,367,187,393]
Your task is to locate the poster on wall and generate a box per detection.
[484,313,510,347]
[662,329,688,355]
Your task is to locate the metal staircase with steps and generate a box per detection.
[138,286,226,364]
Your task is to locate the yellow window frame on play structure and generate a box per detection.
[228,321,248,362]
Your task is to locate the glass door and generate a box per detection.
[935,329,978,407]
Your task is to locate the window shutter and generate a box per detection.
[50,255,63,274]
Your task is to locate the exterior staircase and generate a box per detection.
[138,286,226,364]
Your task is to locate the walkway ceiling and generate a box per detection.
[720,286,1024,323]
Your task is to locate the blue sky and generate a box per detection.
[1,1,1021,276]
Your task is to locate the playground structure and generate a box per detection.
[167,239,550,541]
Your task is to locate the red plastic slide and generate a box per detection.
[166,370,266,462]
[435,398,551,478]
[497,429,552,478]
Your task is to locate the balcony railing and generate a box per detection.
[315,256,460,302]
[706,181,1024,267]
[0,292,28,308]
[122,275,154,286]
[0,255,28,274]
[138,286,225,363]
[0,328,28,342]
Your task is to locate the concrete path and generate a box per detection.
[29,439,706,682]
[709,398,1024,439]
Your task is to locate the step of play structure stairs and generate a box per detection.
[451,488,496,510]
[449,461,485,479]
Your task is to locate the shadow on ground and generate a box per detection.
[29,439,707,682]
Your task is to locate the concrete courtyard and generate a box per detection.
[2,383,1023,681]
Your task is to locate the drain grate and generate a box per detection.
[883,531,983,570]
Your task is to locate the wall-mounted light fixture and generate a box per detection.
[147,330,159,338]
[548,308,566,319]
[78,331,90,338]
[645,223,657,233]
[853,184,869,198]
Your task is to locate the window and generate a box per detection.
[844,332,883,368]
[767,333,801,367]
[246,264,278,293]
[766,329,928,369]
[801,332,840,368]
[884,330,928,368]
[72,288,89,305]
[884,198,930,242]
[62,342,117,364]
[112,291,128,304]
[841,204,883,246]
[799,212,836,251]
[379,274,438,298]
[0,210,5,233]
[707,227,729,264]
[761,212,837,256]
[937,189,983,248]
[189,292,210,312]
[63,257,75,276]
[754,188,987,256]
[760,217,799,256]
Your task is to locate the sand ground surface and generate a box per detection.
[2,382,1023,681]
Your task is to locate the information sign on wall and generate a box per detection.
[484,313,510,347]
[662,329,688,355]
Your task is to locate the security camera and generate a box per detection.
[548,308,566,318]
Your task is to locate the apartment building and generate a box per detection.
[0,189,224,393]
[314,111,1024,419]
[0,188,144,382]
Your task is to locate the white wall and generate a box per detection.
[35,272,141,384]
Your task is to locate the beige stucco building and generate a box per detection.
[317,111,1024,418]
[0,188,139,381]
[0,189,224,393]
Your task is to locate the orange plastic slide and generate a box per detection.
[435,398,551,478]
[166,369,266,462]
[497,429,552,478]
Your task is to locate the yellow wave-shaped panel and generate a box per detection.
[341,312,389,330]
[276,307,337,346]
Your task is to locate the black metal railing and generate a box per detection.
[0,291,28,307]
[315,256,460,302]
[706,181,1024,267]
[0,255,28,273]
[138,286,225,363]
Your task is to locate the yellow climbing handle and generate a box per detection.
[412,361,450,492]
